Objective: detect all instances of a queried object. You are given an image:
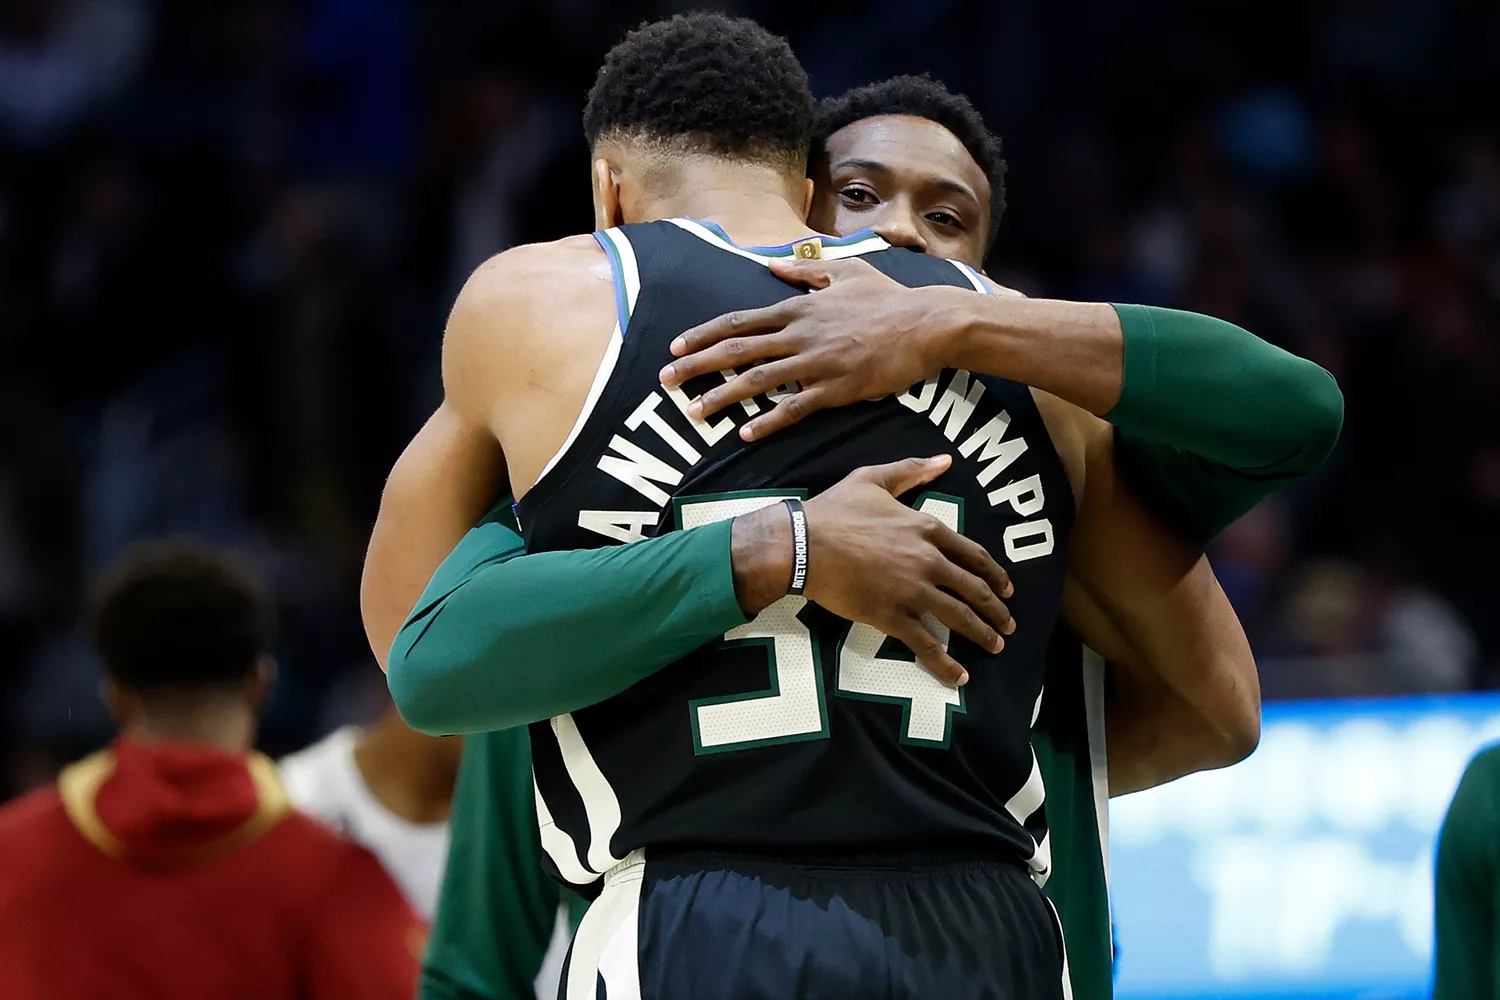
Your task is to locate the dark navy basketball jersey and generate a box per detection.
[515,218,1075,895]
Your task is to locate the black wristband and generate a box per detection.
[784,498,809,597]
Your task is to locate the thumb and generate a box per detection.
[767,257,834,289]
[859,454,953,497]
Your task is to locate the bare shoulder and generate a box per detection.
[1030,388,1111,508]
[449,234,610,332]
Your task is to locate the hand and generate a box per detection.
[757,454,1015,686]
[659,257,969,441]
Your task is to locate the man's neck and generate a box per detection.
[636,160,817,248]
[352,716,460,825]
[124,703,256,753]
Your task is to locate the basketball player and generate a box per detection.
[386,70,1338,1000]
[364,13,1342,999]
[280,705,462,922]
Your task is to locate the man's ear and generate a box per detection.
[592,157,623,230]
[801,177,815,222]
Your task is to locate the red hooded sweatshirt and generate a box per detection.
[0,738,422,1000]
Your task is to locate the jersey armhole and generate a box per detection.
[947,258,992,294]
[593,228,643,336]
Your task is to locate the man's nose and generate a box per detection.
[872,218,929,254]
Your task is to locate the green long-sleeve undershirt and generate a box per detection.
[1106,304,1343,542]
[386,304,1343,736]
[387,503,750,735]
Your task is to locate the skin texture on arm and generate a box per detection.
[660,258,1342,506]
[1032,390,1261,795]
[362,404,505,671]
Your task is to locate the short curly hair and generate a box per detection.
[816,75,1008,248]
[583,13,814,173]
[91,540,273,693]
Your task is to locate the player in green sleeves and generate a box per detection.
[1434,744,1500,999]
[381,76,1340,1000]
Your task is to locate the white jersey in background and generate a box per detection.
[280,726,451,922]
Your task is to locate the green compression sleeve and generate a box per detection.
[419,728,560,1000]
[1433,745,1500,1000]
[386,503,750,736]
[1106,304,1344,540]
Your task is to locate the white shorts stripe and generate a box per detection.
[565,849,645,1000]
[553,713,627,874]
[1044,896,1075,1000]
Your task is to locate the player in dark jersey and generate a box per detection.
[384,67,1338,1000]
[410,14,1278,1000]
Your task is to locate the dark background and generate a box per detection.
[1,0,1497,798]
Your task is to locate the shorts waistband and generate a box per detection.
[631,846,1027,881]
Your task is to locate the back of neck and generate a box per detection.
[125,704,255,753]
[636,160,817,249]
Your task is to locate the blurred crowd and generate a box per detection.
[1,0,1497,798]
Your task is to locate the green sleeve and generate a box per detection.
[1106,304,1344,541]
[418,729,560,1000]
[1434,745,1500,1000]
[386,501,750,735]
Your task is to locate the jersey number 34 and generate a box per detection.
[675,492,969,755]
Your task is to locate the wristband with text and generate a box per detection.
[784,498,809,597]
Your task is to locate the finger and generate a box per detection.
[661,329,801,391]
[739,386,831,440]
[766,255,876,288]
[887,616,968,686]
[931,528,1016,604]
[853,454,952,496]
[766,257,834,289]
[690,357,810,422]
[665,301,799,367]
[931,561,1013,646]
[921,588,1004,655]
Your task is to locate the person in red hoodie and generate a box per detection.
[0,540,422,1000]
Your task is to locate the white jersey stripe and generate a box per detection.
[597,227,643,320]
[1081,646,1111,889]
[948,258,991,294]
[565,850,646,1000]
[552,712,627,874]
[665,217,890,264]
[533,773,596,886]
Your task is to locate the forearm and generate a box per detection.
[1104,670,1255,796]
[941,295,1343,539]
[388,515,783,735]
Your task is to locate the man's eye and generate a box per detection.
[840,186,877,205]
[928,211,964,229]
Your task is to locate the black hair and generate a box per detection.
[583,13,814,172]
[90,540,272,693]
[816,74,1008,248]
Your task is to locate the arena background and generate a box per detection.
[0,1,1496,996]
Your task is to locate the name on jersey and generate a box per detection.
[577,369,1055,563]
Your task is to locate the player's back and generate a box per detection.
[517,219,1075,884]
[0,743,421,1000]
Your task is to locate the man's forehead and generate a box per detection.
[824,115,988,201]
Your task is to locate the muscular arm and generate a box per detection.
[1042,395,1261,795]
[667,259,1344,541]
[362,405,506,671]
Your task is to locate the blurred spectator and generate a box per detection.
[281,705,462,922]
[0,540,421,1000]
